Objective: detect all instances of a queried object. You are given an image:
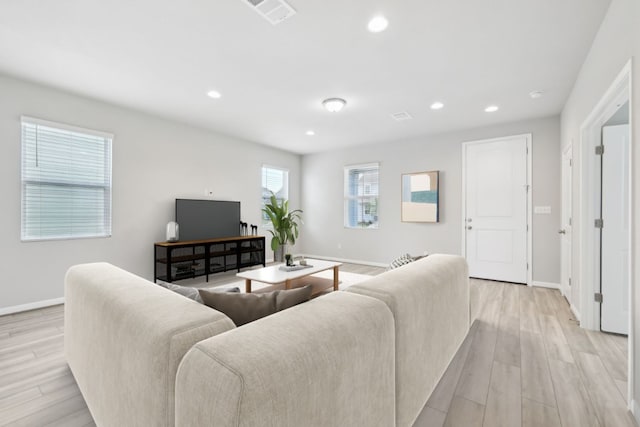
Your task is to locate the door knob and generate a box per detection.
[467,226,472,230]
[558,229,566,234]
[467,218,472,223]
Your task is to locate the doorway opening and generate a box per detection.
[577,59,632,408]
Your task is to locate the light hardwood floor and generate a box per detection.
[414,279,636,427]
[0,267,635,427]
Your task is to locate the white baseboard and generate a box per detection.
[532,281,560,289]
[570,303,581,321]
[632,399,640,421]
[0,297,65,316]
[301,254,387,268]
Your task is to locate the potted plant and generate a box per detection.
[262,192,303,262]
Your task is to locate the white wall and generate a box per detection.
[0,74,301,312]
[560,0,639,416]
[300,116,561,283]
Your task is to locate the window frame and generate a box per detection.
[344,162,380,229]
[20,116,113,242]
[261,164,289,226]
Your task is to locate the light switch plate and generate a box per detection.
[534,206,551,214]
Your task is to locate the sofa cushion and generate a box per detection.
[159,282,240,303]
[199,285,312,326]
[176,291,396,427]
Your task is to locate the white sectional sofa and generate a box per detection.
[64,254,469,426]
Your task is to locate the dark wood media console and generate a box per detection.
[154,236,265,283]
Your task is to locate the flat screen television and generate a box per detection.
[175,199,241,241]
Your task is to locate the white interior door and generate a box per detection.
[600,124,630,334]
[560,144,572,299]
[464,135,529,284]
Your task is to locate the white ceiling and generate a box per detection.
[0,0,611,154]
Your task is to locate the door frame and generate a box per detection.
[577,59,633,410]
[578,60,632,331]
[560,143,573,299]
[461,134,533,286]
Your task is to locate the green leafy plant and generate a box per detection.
[262,192,303,254]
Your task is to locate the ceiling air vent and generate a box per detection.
[391,111,413,121]
[244,0,296,25]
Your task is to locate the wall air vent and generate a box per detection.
[391,111,413,121]
[244,0,296,25]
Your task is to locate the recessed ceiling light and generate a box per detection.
[430,102,444,110]
[322,98,347,113]
[207,90,222,99]
[368,15,388,33]
[529,90,544,99]
[306,130,315,136]
[484,105,499,113]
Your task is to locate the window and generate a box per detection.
[21,117,113,241]
[261,165,289,224]
[344,163,379,229]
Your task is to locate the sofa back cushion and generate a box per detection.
[347,254,470,427]
[176,291,396,427]
[64,262,235,427]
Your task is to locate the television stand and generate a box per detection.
[154,236,265,283]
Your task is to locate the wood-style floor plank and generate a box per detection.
[426,323,476,413]
[539,314,575,363]
[482,360,521,427]
[519,286,541,334]
[454,321,497,405]
[413,406,447,427]
[548,358,600,427]
[494,313,520,367]
[443,396,485,427]
[575,351,636,427]
[522,398,561,427]
[586,329,627,381]
[520,330,557,407]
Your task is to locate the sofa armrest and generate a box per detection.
[346,254,470,427]
[64,262,235,427]
[175,291,395,427]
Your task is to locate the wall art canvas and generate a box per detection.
[401,171,439,222]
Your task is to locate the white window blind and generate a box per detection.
[21,117,113,241]
[344,163,379,229]
[261,165,289,224]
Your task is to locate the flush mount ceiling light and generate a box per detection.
[368,15,389,33]
[207,90,222,99]
[484,105,499,113]
[322,98,347,113]
[305,130,315,136]
[430,102,444,110]
[529,90,544,99]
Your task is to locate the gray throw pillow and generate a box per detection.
[159,282,240,304]
[276,285,314,311]
[198,285,312,326]
[166,283,204,303]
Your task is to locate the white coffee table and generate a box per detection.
[236,259,342,293]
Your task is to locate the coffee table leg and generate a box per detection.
[285,279,291,290]
[333,266,339,291]
[245,279,252,293]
